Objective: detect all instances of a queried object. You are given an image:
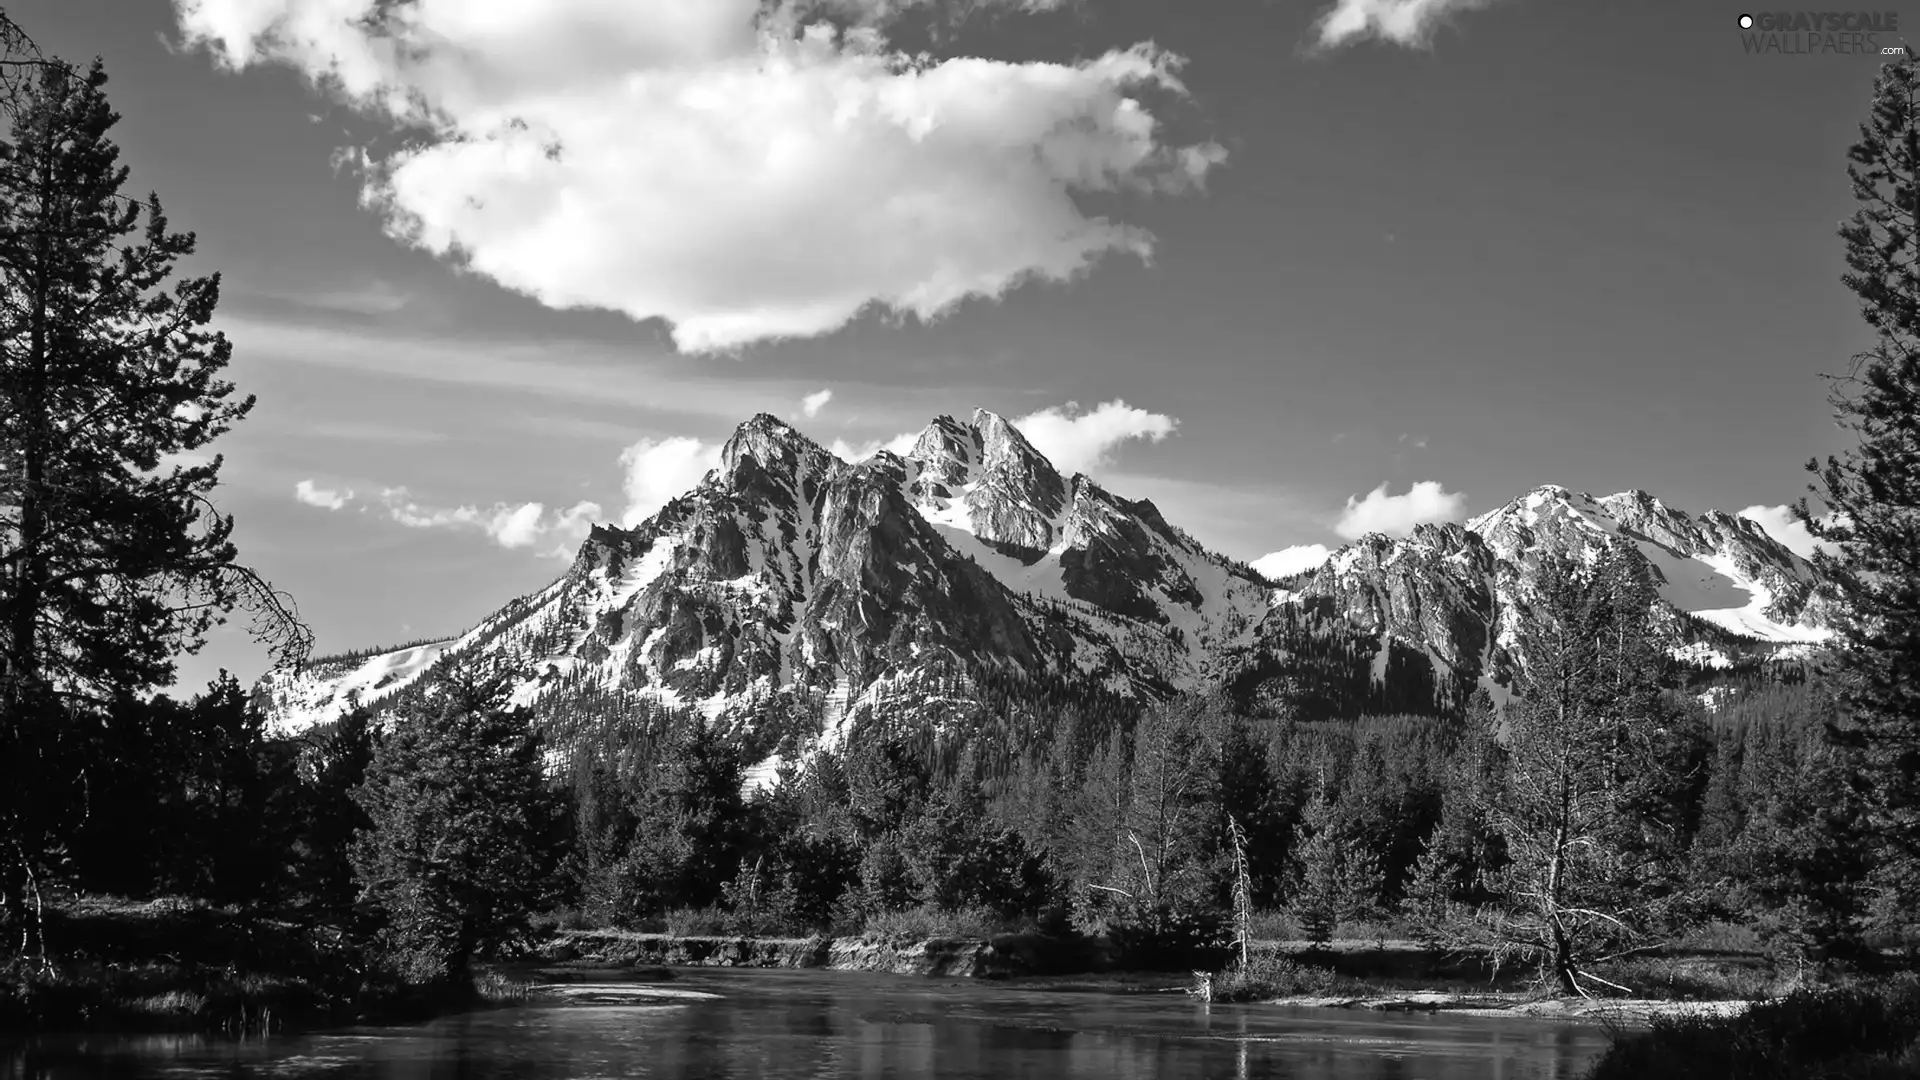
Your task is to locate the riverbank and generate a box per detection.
[1251,990,1756,1023]
[538,926,1788,1018]
[1583,975,1920,1078]
[0,896,532,1035]
[539,927,1110,978]
[0,900,1805,1036]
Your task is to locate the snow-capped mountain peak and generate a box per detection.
[256,418,1843,752]
[1465,484,1832,656]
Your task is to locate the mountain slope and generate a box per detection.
[257,416,1839,746]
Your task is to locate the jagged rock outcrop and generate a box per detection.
[257,416,1838,752]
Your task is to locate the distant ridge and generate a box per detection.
[257,414,1838,769]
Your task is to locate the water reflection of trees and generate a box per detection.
[0,986,1612,1080]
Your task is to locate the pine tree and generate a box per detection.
[351,669,557,985]
[1288,785,1382,947]
[1116,697,1221,925]
[1400,826,1458,945]
[0,46,306,957]
[298,704,377,923]
[1486,548,1688,995]
[1215,715,1288,907]
[1722,686,1870,960]
[1802,51,1920,948]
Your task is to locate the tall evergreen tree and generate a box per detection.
[297,704,378,923]
[619,719,750,917]
[1803,51,1920,947]
[1115,698,1221,922]
[1214,715,1287,907]
[351,670,557,985]
[0,46,305,958]
[1288,784,1383,946]
[1485,548,1687,995]
[1722,688,1869,960]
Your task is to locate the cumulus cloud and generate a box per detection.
[619,436,724,526]
[801,389,834,419]
[1313,0,1506,49]
[294,479,351,510]
[822,398,1176,472]
[1012,399,1178,476]
[1738,504,1837,561]
[381,488,604,551]
[1334,480,1466,540]
[829,431,921,462]
[1252,544,1332,581]
[173,0,1224,352]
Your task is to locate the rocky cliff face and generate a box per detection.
[257,415,1837,749]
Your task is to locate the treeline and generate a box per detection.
[56,536,1884,994]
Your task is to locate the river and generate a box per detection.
[1,969,1614,1079]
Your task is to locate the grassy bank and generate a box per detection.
[1582,975,1920,1079]
[0,897,533,1035]
[1200,936,1805,1011]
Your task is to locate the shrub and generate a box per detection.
[859,905,1024,942]
[661,907,730,937]
[1206,949,1370,1003]
[1584,975,1920,1080]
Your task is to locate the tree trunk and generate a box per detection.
[1552,918,1578,996]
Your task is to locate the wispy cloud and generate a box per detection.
[176,0,1225,353]
[294,479,600,556]
[244,278,411,316]
[1335,480,1466,539]
[801,389,834,419]
[382,490,603,555]
[294,479,351,510]
[299,420,451,445]
[1313,0,1507,49]
[215,315,790,421]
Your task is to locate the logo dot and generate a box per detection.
[1739,13,1754,28]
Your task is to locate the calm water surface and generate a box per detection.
[1,969,1613,1079]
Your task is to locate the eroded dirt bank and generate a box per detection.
[539,929,1106,978]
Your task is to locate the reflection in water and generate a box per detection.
[0,969,1612,1080]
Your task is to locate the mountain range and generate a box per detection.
[255,410,1836,771]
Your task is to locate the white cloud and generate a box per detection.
[1335,480,1466,539]
[821,398,1176,472]
[619,436,724,526]
[174,0,1225,353]
[1252,544,1331,581]
[1313,0,1506,49]
[829,431,920,461]
[801,389,834,419]
[294,479,351,510]
[1738,504,1836,561]
[810,0,1076,19]
[382,489,605,550]
[1012,399,1178,476]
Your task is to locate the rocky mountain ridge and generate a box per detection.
[256,411,1836,753]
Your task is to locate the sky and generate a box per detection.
[0,0,1889,692]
